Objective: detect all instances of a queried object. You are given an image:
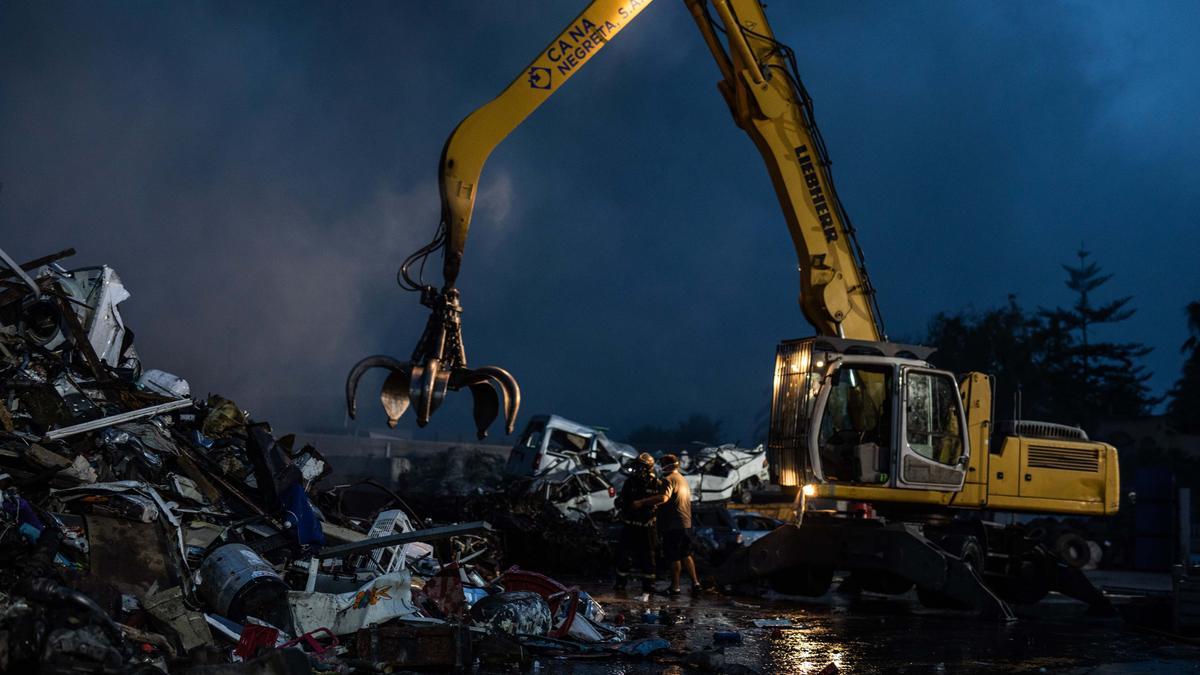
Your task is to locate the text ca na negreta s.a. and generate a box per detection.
[544,1,645,79]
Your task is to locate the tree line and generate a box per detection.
[627,249,1199,444]
[928,249,1196,436]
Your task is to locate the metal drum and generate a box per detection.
[197,543,288,622]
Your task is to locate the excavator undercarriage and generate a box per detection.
[718,510,1115,619]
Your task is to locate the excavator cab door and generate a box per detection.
[803,358,968,492]
[807,359,895,485]
[895,366,969,491]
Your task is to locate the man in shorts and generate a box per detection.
[642,454,701,595]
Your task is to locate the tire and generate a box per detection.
[959,537,985,573]
[933,534,986,572]
[917,536,984,609]
[1053,532,1091,569]
[1085,541,1103,570]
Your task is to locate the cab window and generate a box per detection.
[816,365,892,481]
[518,419,546,450]
[905,372,963,465]
[547,428,589,453]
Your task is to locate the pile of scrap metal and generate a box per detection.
[0,247,639,673]
[459,487,615,577]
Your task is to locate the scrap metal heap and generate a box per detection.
[0,247,665,674]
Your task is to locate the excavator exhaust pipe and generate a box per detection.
[345,287,520,439]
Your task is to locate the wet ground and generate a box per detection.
[528,580,1200,674]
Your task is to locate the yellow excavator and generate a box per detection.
[346,0,1119,618]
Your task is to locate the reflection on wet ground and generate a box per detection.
[533,582,1200,674]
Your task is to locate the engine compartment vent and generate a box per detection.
[1026,444,1101,473]
[995,420,1089,442]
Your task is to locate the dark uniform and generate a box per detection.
[613,462,666,591]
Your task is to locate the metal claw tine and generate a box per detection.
[467,382,501,440]
[474,365,521,434]
[408,364,431,427]
[345,355,411,419]
[447,369,488,389]
[380,371,412,428]
[410,361,452,427]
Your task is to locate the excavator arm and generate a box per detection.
[686,0,882,340]
[439,0,656,288]
[348,0,885,437]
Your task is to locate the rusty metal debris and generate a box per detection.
[0,247,643,674]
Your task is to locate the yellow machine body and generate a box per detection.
[769,344,1119,516]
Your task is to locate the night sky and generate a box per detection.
[2,1,1197,444]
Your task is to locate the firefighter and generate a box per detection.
[613,452,666,592]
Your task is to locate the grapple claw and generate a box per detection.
[473,366,521,435]
[346,355,411,420]
[467,382,500,440]
[347,287,519,436]
[380,371,412,428]
[408,361,452,427]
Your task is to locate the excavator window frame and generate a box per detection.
[807,355,899,485]
[897,366,970,491]
[806,356,971,492]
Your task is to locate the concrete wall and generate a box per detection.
[293,432,509,484]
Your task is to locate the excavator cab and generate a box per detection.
[769,337,969,494]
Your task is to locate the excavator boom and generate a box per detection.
[348,0,885,437]
[440,0,884,339]
[439,0,656,288]
[685,0,882,340]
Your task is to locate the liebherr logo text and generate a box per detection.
[543,1,648,78]
[795,145,839,242]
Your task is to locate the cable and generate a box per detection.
[397,222,447,292]
[728,6,888,337]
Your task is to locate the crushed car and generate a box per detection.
[691,504,745,565]
[506,414,637,485]
[683,443,770,504]
[731,511,785,545]
[526,470,618,521]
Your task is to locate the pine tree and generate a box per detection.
[1167,301,1200,433]
[1038,249,1156,431]
[926,295,1049,420]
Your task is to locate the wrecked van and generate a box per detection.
[505,415,637,480]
